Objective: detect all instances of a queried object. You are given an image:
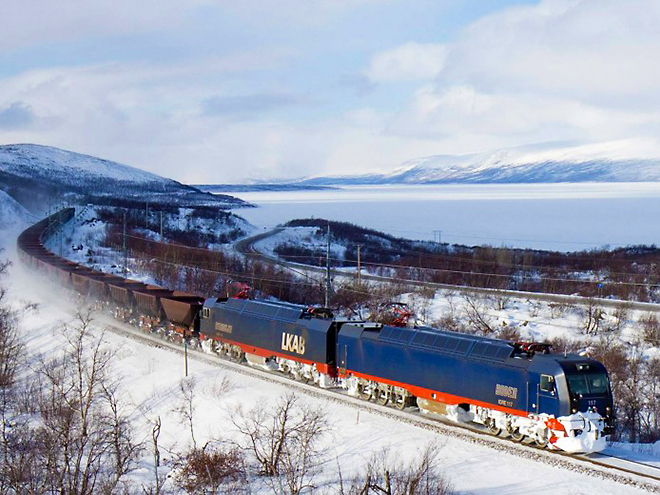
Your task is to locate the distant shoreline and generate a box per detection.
[194,184,339,192]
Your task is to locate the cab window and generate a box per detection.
[567,373,609,396]
[540,374,555,393]
[202,307,211,319]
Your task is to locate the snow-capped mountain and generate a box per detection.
[299,140,660,185]
[0,144,175,186]
[0,144,249,211]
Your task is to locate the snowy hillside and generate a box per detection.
[0,144,249,212]
[0,189,31,231]
[298,140,660,185]
[0,144,176,185]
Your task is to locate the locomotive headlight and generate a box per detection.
[572,408,577,413]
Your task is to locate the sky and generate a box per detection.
[1,0,660,184]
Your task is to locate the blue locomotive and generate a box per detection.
[200,298,613,453]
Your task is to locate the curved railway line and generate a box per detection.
[235,228,660,314]
[15,209,660,491]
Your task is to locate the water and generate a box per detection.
[227,183,660,252]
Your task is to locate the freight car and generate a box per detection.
[16,208,205,340]
[17,209,614,454]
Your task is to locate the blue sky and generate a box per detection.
[0,0,659,183]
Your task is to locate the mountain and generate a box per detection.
[297,141,660,185]
[0,144,249,212]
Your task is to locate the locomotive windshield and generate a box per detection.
[566,373,609,397]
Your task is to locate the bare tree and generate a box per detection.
[232,393,330,494]
[6,313,143,494]
[141,416,169,495]
[175,377,198,449]
[338,443,454,495]
[0,258,23,389]
[461,293,495,335]
[580,298,605,335]
[640,313,660,347]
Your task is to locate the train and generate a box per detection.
[17,209,614,454]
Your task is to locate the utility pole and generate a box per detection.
[123,211,128,276]
[433,230,442,244]
[160,211,164,240]
[184,338,189,377]
[58,208,63,257]
[325,223,331,308]
[357,244,362,286]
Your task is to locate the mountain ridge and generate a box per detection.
[285,141,660,186]
[0,144,249,212]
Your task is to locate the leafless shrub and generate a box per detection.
[0,258,22,389]
[338,443,454,495]
[527,300,542,317]
[461,293,494,335]
[174,443,248,495]
[205,375,236,398]
[408,288,436,325]
[490,291,511,311]
[232,393,330,494]
[0,313,141,494]
[580,298,605,335]
[497,324,521,342]
[611,303,632,333]
[432,313,465,333]
[640,313,660,347]
[548,302,574,319]
[545,336,585,356]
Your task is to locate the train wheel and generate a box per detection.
[230,348,244,363]
[376,388,389,406]
[510,428,524,442]
[486,419,502,436]
[393,393,407,410]
[358,383,371,401]
[535,429,549,448]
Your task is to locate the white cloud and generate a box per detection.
[366,42,447,82]
[377,0,660,157]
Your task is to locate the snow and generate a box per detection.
[3,268,651,494]
[0,144,174,185]
[0,190,32,231]
[298,138,660,185]
[255,226,347,260]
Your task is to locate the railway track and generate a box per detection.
[73,302,660,492]
[234,228,660,313]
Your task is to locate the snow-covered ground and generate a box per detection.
[4,264,652,494]
[0,189,33,231]
[0,144,177,186]
[44,206,255,278]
